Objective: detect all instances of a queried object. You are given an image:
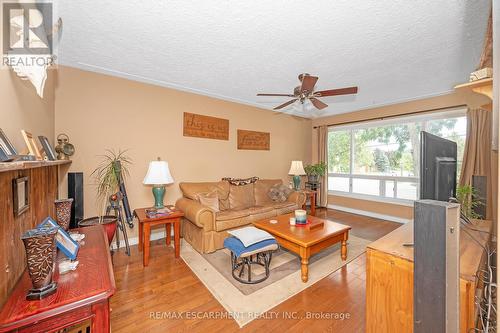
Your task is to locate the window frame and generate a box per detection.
[327,107,467,204]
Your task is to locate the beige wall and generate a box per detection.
[312,91,491,220]
[54,66,312,239]
[0,69,55,151]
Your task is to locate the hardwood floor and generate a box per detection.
[110,209,400,332]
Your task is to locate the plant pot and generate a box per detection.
[54,198,74,231]
[79,216,117,245]
[21,227,59,300]
[307,175,319,183]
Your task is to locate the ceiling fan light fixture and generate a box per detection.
[257,73,358,112]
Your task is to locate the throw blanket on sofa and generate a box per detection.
[222,177,259,186]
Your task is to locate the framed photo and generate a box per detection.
[38,136,56,161]
[0,146,13,162]
[38,217,80,260]
[0,128,17,156]
[21,130,42,160]
[13,176,29,216]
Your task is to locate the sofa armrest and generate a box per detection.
[287,191,306,207]
[175,198,215,231]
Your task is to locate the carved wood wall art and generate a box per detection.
[237,130,270,150]
[183,112,229,140]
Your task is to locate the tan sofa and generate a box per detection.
[176,179,306,253]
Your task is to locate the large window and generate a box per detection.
[327,109,466,202]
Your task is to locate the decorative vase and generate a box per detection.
[54,198,74,231]
[21,227,59,300]
[78,216,117,245]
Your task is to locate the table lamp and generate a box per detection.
[288,160,306,190]
[143,158,174,209]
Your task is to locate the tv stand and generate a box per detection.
[366,218,492,333]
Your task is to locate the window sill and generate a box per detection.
[328,191,415,207]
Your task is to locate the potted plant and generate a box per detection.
[304,162,327,183]
[79,149,132,244]
[456,184,484,219]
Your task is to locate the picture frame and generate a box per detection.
[38,136,57,161]
[0,146,13,162]
[37,217,80,260]
[13,176,29,216]
[0,128,17,156]
[21,130,42,160]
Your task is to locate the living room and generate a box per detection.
[0,1,498,332]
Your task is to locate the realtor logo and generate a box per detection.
[2,2,53,55]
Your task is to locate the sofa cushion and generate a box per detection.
[179,181,230,210]
[216,209,250,221]
[228,184,255,210]
[215,209,251,232]
[268,183,292,202]
[196,191,220,212]
[248,205,276,222]
[263,201,298,215]
[254,179,282,205]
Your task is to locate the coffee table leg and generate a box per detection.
[341,232,348,260]
[301,258,309,282]
[300,247,310,283]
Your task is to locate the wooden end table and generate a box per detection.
[134,207,184,267]
[253,213,351,283]
[301,190,317,216]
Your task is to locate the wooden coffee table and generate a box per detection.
[253,213,351,282]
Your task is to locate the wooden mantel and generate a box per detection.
[0,160,71,173]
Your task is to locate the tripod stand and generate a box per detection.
[106,192,131,256]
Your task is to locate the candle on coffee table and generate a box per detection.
[294,209,307,225]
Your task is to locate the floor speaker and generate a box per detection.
[414,200,460,333]
[68,172,84,229]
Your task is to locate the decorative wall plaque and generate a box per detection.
[237,130,270,151]
[183,113,229,140]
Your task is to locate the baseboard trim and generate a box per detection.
[328,204,412,224]
[110,230,167,250]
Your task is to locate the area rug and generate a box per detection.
[180,235,370,327]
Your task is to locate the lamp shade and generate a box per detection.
[143,160,174,185]
[288,161,306,176]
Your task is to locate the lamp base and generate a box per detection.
[152,185,166,209]
[292,175,301,191]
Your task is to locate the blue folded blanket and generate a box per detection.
[224,236,277,258]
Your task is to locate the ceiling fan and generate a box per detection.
[257,73,358,111]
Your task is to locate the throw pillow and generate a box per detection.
[268,183,292,202]
[197,191,220,212]
[222,177,259,186]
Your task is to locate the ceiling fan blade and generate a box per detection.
[273,99,298,110]
[314,86,358,97]
[309,97,328,110]
[257,93,296,97]
[300,75,318,93]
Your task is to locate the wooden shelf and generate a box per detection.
[0,160,72,173]
[454,78,493,100]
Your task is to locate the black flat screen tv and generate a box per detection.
[419,131,457,201]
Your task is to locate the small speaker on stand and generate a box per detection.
[68,172,84,229]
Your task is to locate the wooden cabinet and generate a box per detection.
[0,225,115,332]
[366,220,491,333]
